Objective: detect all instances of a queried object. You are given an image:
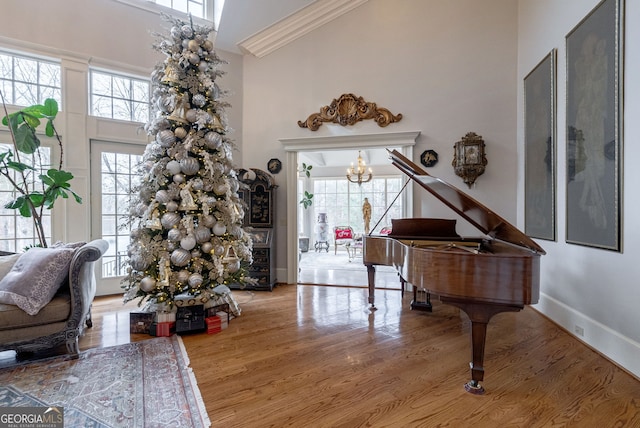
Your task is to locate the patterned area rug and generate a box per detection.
[0,336,209,427]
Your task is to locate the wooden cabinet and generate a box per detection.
[234,168,277,291]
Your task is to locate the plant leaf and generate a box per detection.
[5,196,34,217]
[39,169,81,209]
[45,120,55,137]
[7,160,34,172]
[41,98,59,118]
[14,123,40,154]
[18,201,33,217]
[15,111,41,130]
[28,193,44,207]
[46,169,74,185]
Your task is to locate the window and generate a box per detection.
[96,147,143,278]
[311,177,403,235]
[154,0,206,19]
[0,51,61,108]
[0,144,52,252]
[90,70,150,123]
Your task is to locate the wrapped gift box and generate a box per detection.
[150,321,175,337]
[215,311,229,329]
[130,312,155,334]
[176,305,206,334]
[205,316,222,334]
[157,311,176,323]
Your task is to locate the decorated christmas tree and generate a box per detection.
[122,15,255,314]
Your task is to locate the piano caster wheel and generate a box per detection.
[464,380,485,395]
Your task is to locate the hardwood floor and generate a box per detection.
[4,284,640,427]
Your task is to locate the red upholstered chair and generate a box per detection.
[333,226,354,254]
[379,226,392,235]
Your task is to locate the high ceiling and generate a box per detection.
[214,0,315,54]
[213,0,368,57]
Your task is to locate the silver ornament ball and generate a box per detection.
[188,273,204,288]
[168,228,182,242]
[166,160,181,175]
[140,276,157,292]
[166,201,179,212]
[170,248,191,267]
[180,235,197,251]
[201,242,213,254]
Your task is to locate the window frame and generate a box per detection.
[0,49,62,109]
[89,69,151,123]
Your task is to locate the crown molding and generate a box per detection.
[238,0,368,58]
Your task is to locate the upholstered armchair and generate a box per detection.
[0,239,108,357]
[333,226,355,254]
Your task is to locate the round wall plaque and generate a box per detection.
[420,150,438,167]
[267,158,282,174]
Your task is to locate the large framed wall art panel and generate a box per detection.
[565,0,624,251]
[524,50,556,241]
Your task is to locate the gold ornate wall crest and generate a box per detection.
[297,93,402,131]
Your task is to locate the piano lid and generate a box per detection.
[388,149,545,254]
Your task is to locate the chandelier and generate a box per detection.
[346,150,373,185]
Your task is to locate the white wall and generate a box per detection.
[241,0,520,279]
[517,0,640,378]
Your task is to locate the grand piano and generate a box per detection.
[364,149,545,394]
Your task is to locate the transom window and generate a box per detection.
[0,51,61,108]
[154,0,206,18]
[89,70,150,123]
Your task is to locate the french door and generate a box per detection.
[90,140,144,295]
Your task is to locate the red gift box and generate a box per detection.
[150,321,175,337]
[205,316,222,334]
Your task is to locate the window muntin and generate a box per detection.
[90,70,150,123]
[0,51,61,108]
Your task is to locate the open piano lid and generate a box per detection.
[389,149,546,255]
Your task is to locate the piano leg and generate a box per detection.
[366,264,377,311]
[440,297,523,394]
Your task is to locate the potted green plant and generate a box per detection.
[0,95,82,248]
[299,162,313,209]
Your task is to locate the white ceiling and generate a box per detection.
[213,0,368,57]
[214,0,314,54]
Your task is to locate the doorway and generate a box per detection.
[280,131,420,285]
[297,171,404,286]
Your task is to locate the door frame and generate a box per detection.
[280,131,420,284]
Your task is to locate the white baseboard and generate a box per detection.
[533,293,640,380]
